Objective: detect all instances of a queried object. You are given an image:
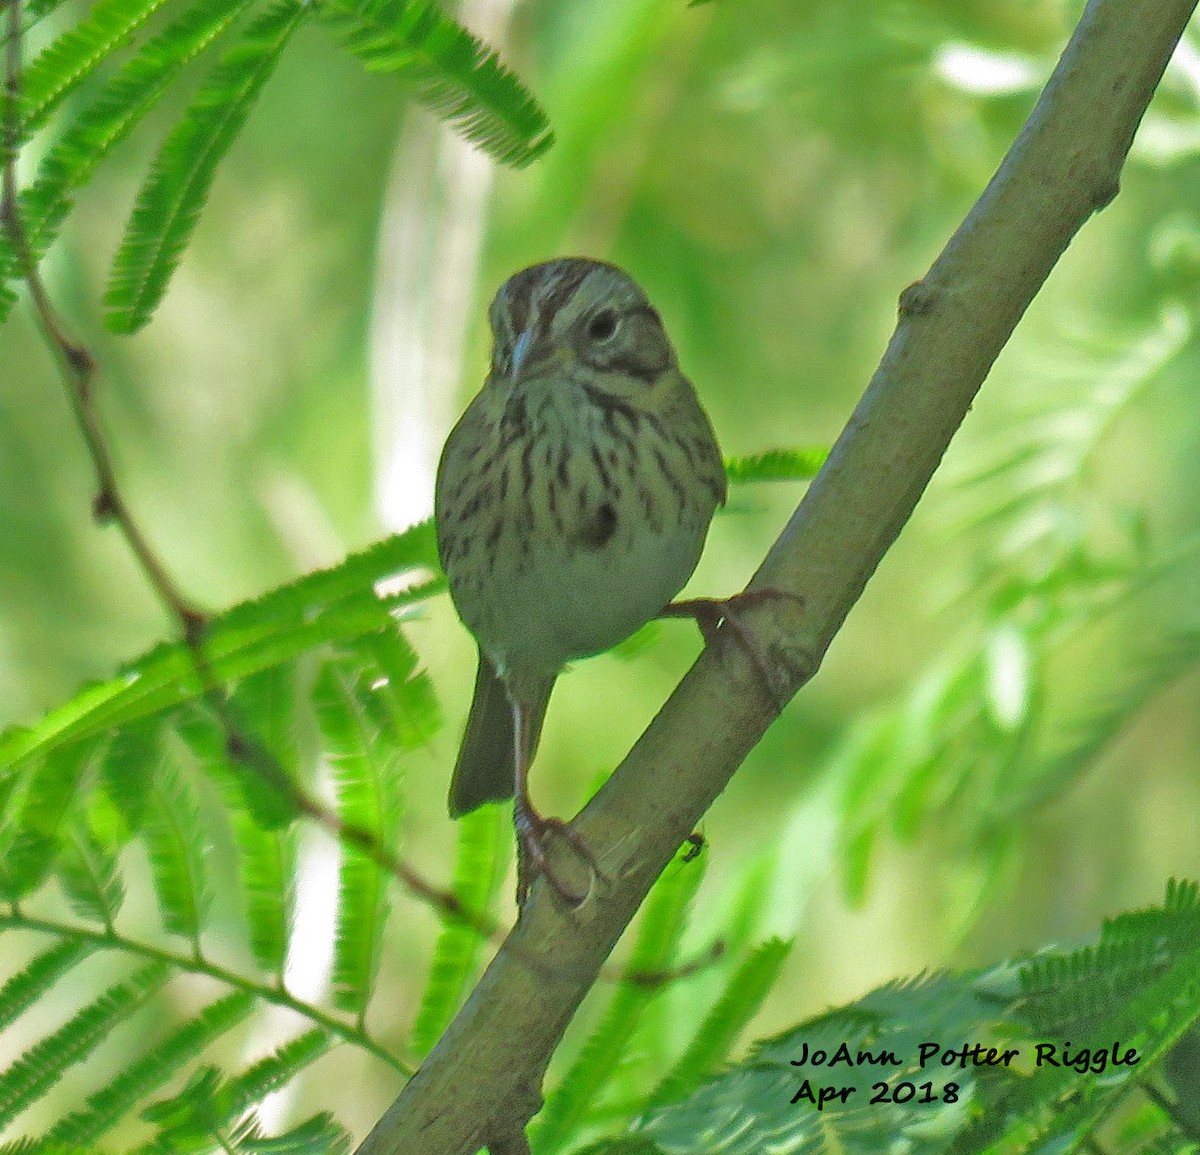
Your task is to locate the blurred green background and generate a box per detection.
[3,0,1200,1141]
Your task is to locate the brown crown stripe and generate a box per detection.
[535,261,595,337]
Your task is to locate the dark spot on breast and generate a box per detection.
[578,501,617,548]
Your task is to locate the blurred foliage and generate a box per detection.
[578,882,1200,1153]
[3,0,1200,1150]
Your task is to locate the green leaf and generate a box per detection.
[723,447,827,484]
[20,0,257,260]
[352,627,441,750]
[603,885,1200,1155]
[314,658,404,1017]
[232,810,296,977]
[104,0,310,332]
[240,1112,351,1154]
[19,0,175,134]
[534,857,707,1154]
[176,700,297,975]
[58,820,125,926]
[143,758,211,948]
[1011,626,1200,816]
[0,520,439,774]
[317,0,553,168]
[409,804,508,1056]
[0,963,171,1132]
[45,991,256,1148]
[140,1032,334,1148]
[99,719,156,838]
[0,941,94,1034]
[647,937,793,1110]
[0,741,94,897]
[224,1030,334,1114]
[632,972,990,1155]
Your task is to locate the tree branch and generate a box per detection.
[354,0,1198,1151]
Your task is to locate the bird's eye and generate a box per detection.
[586,308,620,342]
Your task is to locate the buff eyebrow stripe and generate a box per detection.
[627,303,662,326]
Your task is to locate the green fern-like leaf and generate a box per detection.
[104,0,310,333]
[44,991,257,1148]
[229,800,296,977]
[646,937,793,1111]
[0,941,94,1034]
[98,719,155,838]
[18,0,175,135]
[1011,625,1200,818]
[0,0,253,316]
[240,1111,352,1154]
[224,1030,335,1114]
[351,627,441,750]
[317,0,553,167]
[0,962,171,1132]
[57,819,125,927]
[142,757,212,949]
[314,657,404,1018]
[605,882,1199,1155]
[618,970,998,1155]
[0,520,439,773]
[967,889,1200,1151]
[534,857,708,1154]
[409,804,508,1056]
[20,0,257,257]
[176,696,297,976]
[0,741,95,898]
[140,1031,336,1150]
[942,307,1188,556]
[723,447,827,484]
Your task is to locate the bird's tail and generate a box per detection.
[448,651,553,817]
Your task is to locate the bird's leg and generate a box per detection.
[511,697,601,907]
[660,589,804,708]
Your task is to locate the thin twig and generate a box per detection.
[8,907,414,1075]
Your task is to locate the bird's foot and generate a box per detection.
[514,795,602,907]
[661,589,803,709]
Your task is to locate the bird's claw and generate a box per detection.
[515,800,602,907]
[662,589,803,710]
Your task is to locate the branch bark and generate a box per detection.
[356,1,1197,1151]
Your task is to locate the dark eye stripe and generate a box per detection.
[581,347,660,384]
